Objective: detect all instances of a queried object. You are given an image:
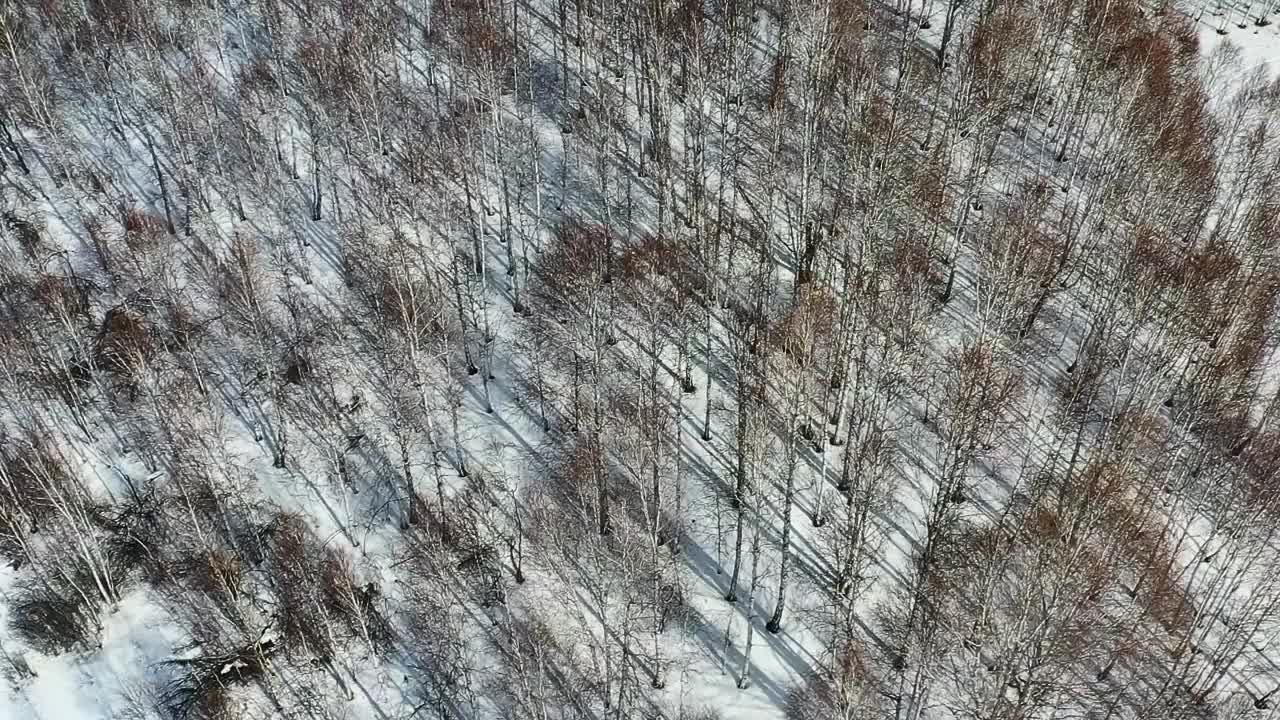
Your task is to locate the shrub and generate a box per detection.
[1,211,44,259]
[95,483,166,581]
[319,551,395,656]
[282,348,312,385]
[122,207,169,253]
[94,305,156,374]
[269,514,333,658]
[160,638,277,720]
[265,513,397,660]
[8,579,100,655]
[1,439,72,532]
[32,274,91,319]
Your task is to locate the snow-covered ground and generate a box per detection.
[2,0,1280,719]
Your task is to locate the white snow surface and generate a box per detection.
[1,1,1279,719]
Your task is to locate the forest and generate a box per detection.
[2,0,1280,718]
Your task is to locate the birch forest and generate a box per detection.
[2,0,1280,718]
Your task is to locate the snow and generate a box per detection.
[2,584,186,720]
[2,1,1280,719]
[1197,6,1280,88]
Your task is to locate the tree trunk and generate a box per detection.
[145,132,177,235]
[0,115,29,175]
[272,385,288,469]
[767,413,799,633]
[735,504,763,688]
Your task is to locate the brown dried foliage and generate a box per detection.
[618,233,703,311]
[774,286,837,366]
[534,219,614,314]
[32,273,89,320]
[123,207,169,254]
[434,0,515,72]
[1,438,75,532]
[939,341,1023,452]
[95,305,155,374]
[269,513,391,660]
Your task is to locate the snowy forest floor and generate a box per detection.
[2,0,1280,719]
